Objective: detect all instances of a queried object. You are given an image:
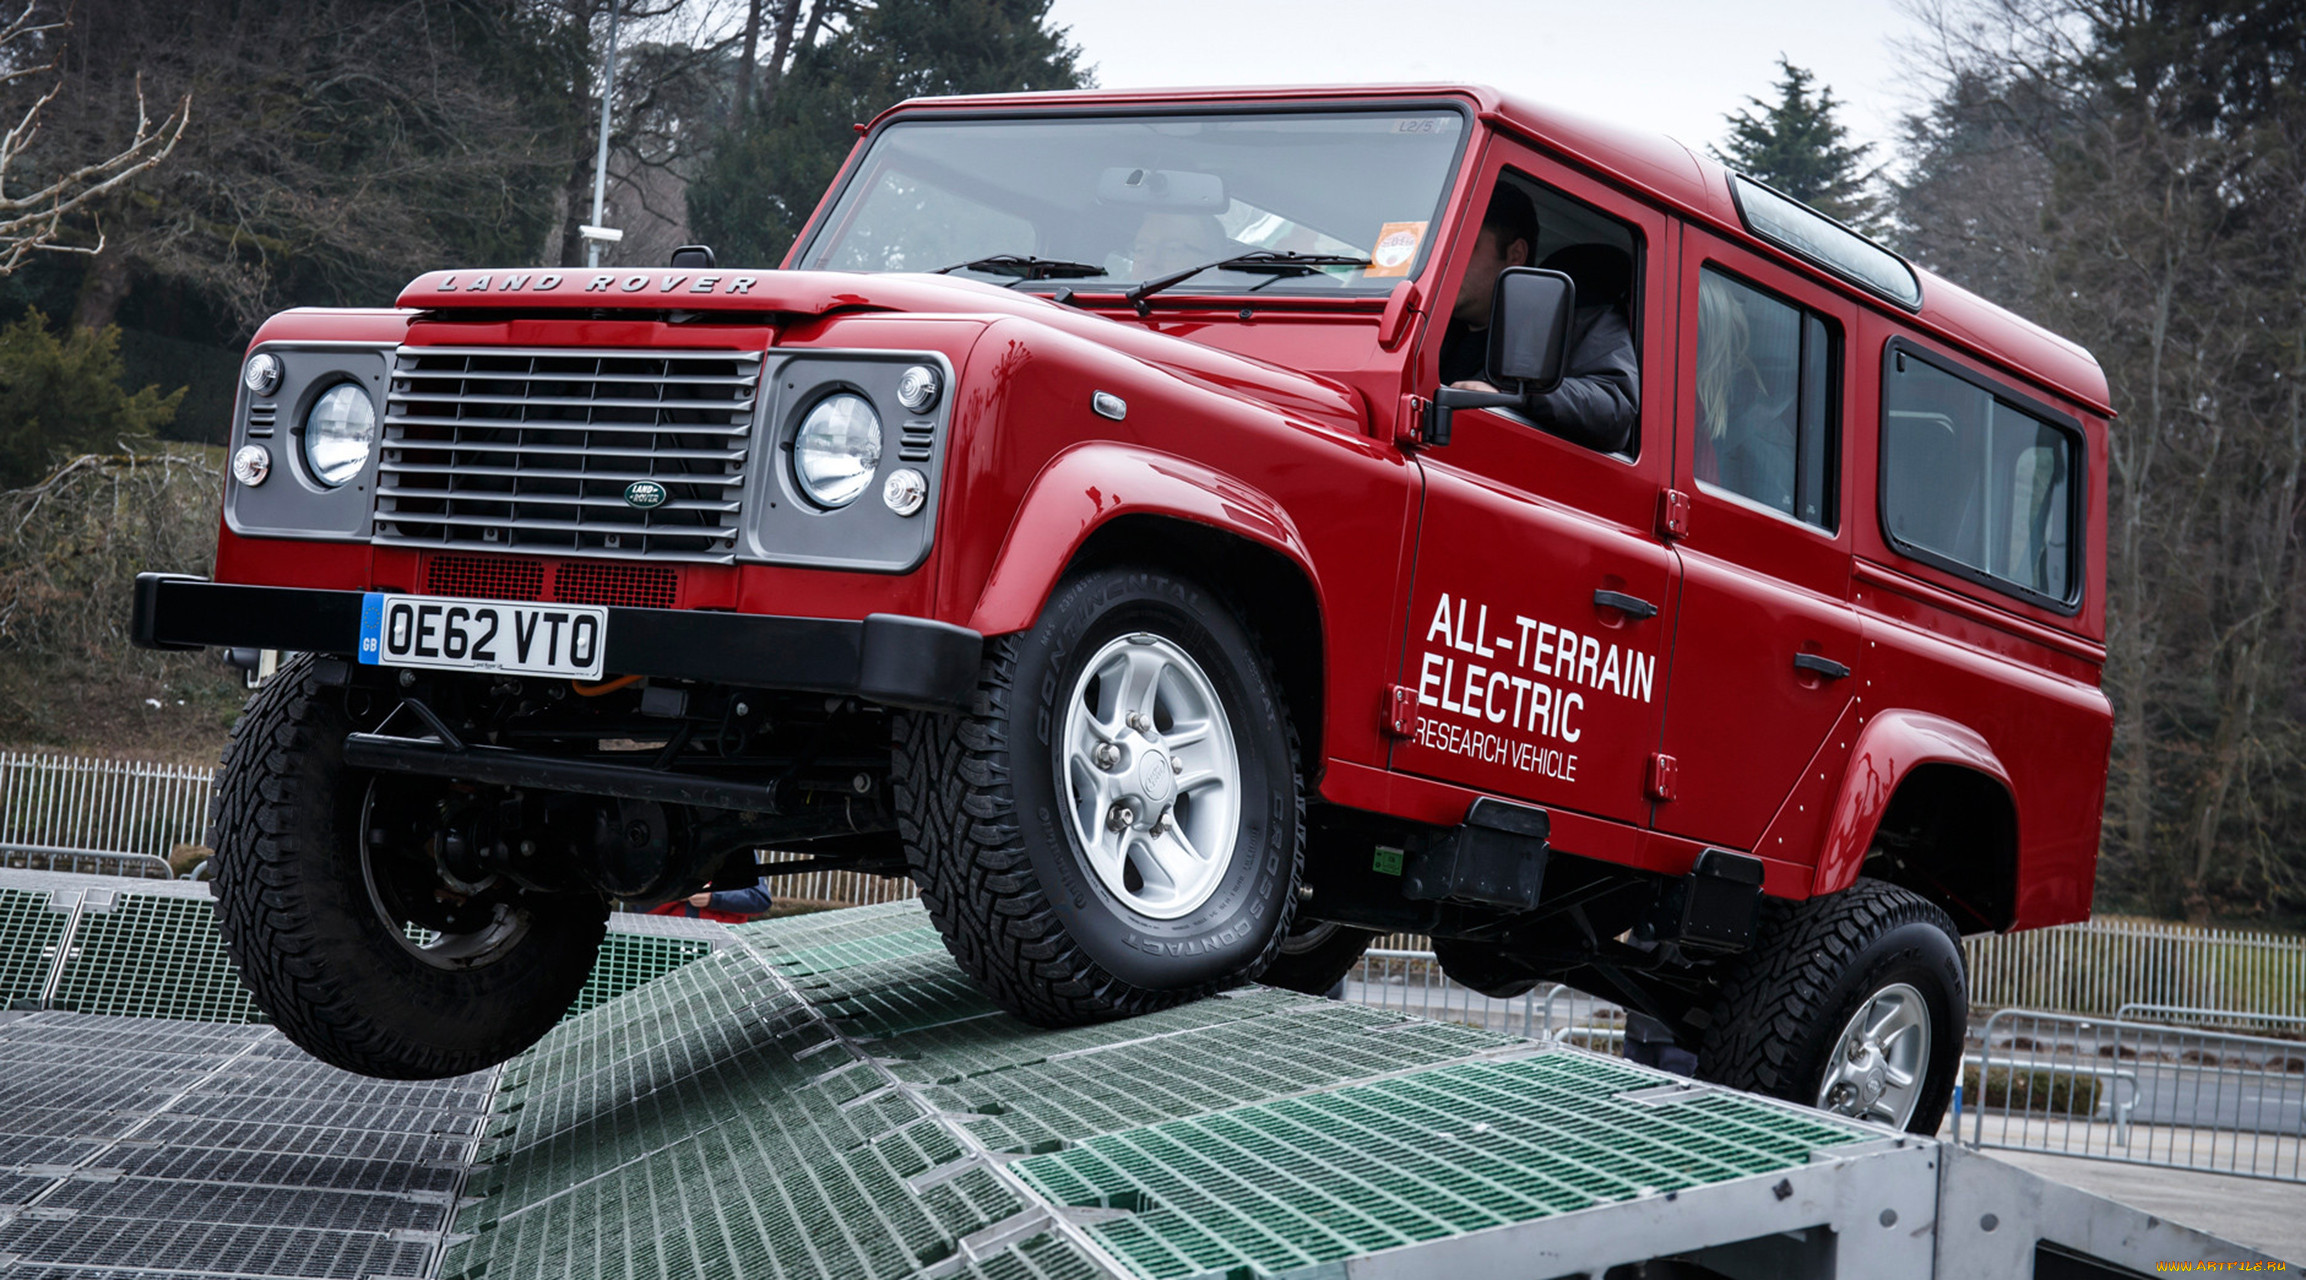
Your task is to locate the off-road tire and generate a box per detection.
[1259,921,1375,996]
[892,566,1303,1026]
[1695,878,1966,1133]
[210,655,607,1079]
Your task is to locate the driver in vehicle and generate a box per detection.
[1130,210,1234,279]
[1441,185,1641,454]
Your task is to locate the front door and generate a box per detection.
[1390,153,1677,829]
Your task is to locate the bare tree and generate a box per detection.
[0,1,186,275]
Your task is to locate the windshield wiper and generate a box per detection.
[1123,250,1372,314]
[936,254,1109,287]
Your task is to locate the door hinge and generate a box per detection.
[1658,489,1691,541]
[1384,685,1418,737]
[1395,395,1428,448]
[1647,753,1679,802]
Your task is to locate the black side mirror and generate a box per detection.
[1422,267,1578,447]
[1488,267,1576,389]
[670,243,716,269]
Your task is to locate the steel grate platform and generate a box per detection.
[434,904,1897,1280]
[1,874,2274,1278]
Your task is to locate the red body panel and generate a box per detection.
[213,83,2114,927]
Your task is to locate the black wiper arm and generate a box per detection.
[1122,251,1373,314]
[936,254,1108,286]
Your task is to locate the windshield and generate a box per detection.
[794,108,1470,297]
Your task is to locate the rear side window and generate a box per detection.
[1695,268,1838,529]
[1881,343,2082,609]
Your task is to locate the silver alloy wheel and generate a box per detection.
[1060,631,1241,920]
[1816,981,1932,1128]
[358,783,530,970]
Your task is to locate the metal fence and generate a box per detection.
[1343,949,1629,1051]
[755,851,918,907]
[1964,1007,2306,1183]
[1965,915,2306,1019]
[0,751,215,862]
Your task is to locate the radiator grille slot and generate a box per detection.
[554,562,677,610]
[247,403,278,437]
[376,345,762,562]
[898,421,935,462]
[425,555,546,602]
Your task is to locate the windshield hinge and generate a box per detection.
[1396,395,1428,448]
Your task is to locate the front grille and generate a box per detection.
[375,345,762,562]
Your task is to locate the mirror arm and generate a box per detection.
[1424,385,1524,447]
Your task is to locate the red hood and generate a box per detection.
[395,268,1375,435]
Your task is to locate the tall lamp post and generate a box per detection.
[580,2,625,267]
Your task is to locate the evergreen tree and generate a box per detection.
[689,0,1090,268]
[1713,57,1883,233]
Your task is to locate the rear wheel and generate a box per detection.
[893,565,1303,1025]
[1696,879,1966,1133]
[211,656,606,1079]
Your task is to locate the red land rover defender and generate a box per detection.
[135,85,2112,1134]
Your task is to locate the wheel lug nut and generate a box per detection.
[1127,712,1149,732]
[1170,756,1183,775]
[1107,803,1135,832]
[1094,743,1120,769]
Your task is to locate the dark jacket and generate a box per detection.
[1439,303,1640,454]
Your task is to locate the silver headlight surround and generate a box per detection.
[791,390,883,509]
[302,380,378,488]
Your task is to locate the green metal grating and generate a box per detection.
[0,886,69,1007]
[565,930,717,1018]
[48,893,268,1023]
[1009,1053,1874,1280]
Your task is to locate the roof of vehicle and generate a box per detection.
[864,83,2112,416]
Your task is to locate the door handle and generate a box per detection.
[1592,589,1658,621]
[1793,653,1851,681]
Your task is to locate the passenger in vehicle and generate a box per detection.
[1694,272,1795,509]
[1129,211,1232,279]
[1442,185,1640,453]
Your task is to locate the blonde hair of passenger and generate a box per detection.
[1696,274,1763,441]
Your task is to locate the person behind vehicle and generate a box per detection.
[650,879,775,924]
[1441,185,1640,453]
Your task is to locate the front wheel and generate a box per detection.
[1696,879,1967,1133]
[893,566,1303,1025]
[211,656,607,1079]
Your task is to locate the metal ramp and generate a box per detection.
[0,871,2279,1278]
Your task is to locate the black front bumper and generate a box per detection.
[131,573,984,712]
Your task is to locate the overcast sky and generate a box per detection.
[1045,0,1937,164]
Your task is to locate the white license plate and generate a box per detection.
[358,593,607,680]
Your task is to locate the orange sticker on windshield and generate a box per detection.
[1366,221,1427,278]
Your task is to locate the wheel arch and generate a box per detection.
[963,444,1328,764]
[1812,709,2020,934]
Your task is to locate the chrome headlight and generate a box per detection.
[304,383,376,487]
[793,392,882,508]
